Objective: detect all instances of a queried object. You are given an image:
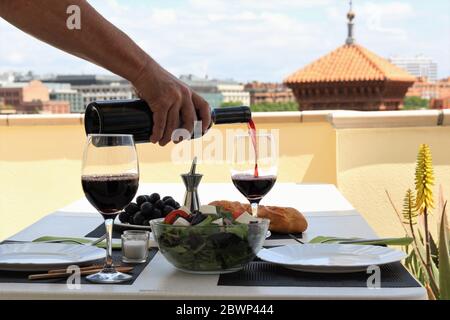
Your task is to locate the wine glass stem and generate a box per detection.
[251,202,258,217]
[103,218,115,272]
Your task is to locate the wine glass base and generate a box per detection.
[86,270,132,284]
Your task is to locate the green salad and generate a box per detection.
[151,205,268,272]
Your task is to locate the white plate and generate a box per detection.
[0,243,105,272]
[257,244,407,273]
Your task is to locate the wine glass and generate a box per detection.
[231,133,278,217]
[81,134,139,283]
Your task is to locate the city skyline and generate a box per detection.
[0,0,449,82]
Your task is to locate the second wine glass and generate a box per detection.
[231,133,277,217]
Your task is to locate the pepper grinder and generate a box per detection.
[181,157,203,213]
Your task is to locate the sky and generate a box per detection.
[0,0,449,82]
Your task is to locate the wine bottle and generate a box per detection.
[84,99,252,143]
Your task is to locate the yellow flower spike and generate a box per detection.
[415,144,435,213]
[402,189,418,225]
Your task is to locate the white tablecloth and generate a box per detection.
[1,183,426,300]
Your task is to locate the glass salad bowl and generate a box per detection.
[150,218,269,274]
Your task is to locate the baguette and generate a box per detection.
[209,200,308,234]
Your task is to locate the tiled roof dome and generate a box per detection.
[284,44,416,84]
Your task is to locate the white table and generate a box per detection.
[1,183,426,300]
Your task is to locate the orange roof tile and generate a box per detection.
[284,44,416,84]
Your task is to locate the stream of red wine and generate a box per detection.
[248,119,259,177]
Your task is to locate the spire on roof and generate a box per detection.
[346,0,355,45]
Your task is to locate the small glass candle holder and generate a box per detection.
[121,230,150,264]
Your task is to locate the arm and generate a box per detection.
[0,0,211,145]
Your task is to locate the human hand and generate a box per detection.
[133,58,211,146]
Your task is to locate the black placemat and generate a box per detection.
[218,261,420,288]
[269,232,302,240]
[85,223,302,241]
[0,245,158,285]
[85,223,122,239]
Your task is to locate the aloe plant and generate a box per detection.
[387,144,450,300]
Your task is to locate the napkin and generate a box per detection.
[308,236,413,246]
[32,236,122,249]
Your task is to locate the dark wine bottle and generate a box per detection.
[84,99,252,143]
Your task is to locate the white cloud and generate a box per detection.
[102,0,129,13]
[189,0,333,12]
[0,0,448,80]
[85,1,323,80]
[361,2,414,38]
[150,9,178,25]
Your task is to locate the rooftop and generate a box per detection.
[284,44,416,84]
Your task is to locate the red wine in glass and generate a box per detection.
[232,174,276,204]
[82,134,138,284]
[231,126,277,217]
[82,173,139,218]
[247,119,259,177]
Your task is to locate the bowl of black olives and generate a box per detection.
[114,193,181,231]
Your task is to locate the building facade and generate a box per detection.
[389,55,438,82]
[45,83,84,113]
[0,80,49,107]
[49,89,84,113]
[16,100,70,114]
[0,80,70,114]
[244,82,295,105]
[72,84,134,106]
[406,77,450,100]
[43,75,134,109]
[430,96,450,109]
[0,97,15,114]
[217,83,250,106]
[180,74,250,108]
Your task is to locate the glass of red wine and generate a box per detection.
[231,132,277,217]
[81,134,139,283]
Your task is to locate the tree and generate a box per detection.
[220,101,243,108]
[250,102,299,112]
[219,101,300,112]
[403,96,429,110]
[0,102,15,113]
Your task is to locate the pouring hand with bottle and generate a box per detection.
[0,0,211,146]
[132,60,211,145]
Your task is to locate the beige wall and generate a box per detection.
[0,114,336,240]
[1,110,449,240]
[336,126,450,237]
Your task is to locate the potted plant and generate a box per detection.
[387,144,449,300]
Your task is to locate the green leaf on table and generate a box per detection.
[33,236,121,249]
[307,236,351,244]
[341,238,413,246]
[308,236,413,246]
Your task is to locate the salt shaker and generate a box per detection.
[121,230,150,264]
[181,157,203,213]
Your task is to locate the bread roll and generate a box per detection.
[208,200,308,234]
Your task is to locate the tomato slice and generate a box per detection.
[164,210,191,224]
[232,210,245,220]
